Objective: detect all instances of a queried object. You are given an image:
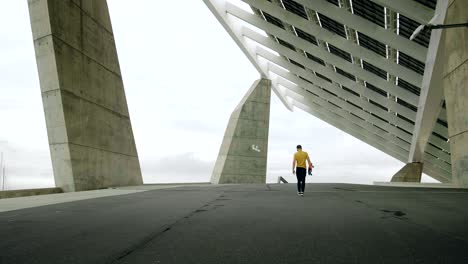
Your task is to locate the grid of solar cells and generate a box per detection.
[399,15,431,48]
[325,0,339,7]
[277,38,296,50]
[305,52,325,66]
[399,52,425,75]
[398,113,415,125]
[343,86,360,97]
[413,0,436,9]
[397,98,417,112]
[366,82,387,97]
[437,119,448,128]
[281,0,307,20]
[398,78,421,96]
[289,59,305,69]
[295,28,318,46]
[347,100,364,111]
[240,1,451,178]
[328,44,352,62]
[396,124,412,136]
[318,13,347,38]
[357,32,386,57]
[351,0,385,28]
[316,72,333,83]
[336,67,356,81]
[371,113,389,125]
[362,61,387,79]
[432,131,448,142]
[300,76,314,85]
[262,11,285,29]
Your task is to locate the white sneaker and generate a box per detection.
[300,193,304,196]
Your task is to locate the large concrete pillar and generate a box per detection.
[443,0,468,187]
[211,78,271,184]
[28,0,143,192]
[391,163,423,183]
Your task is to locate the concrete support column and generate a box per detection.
[443,0,468,187]
[211,78,271,184]
[28,0,143,191]
[391,163,423,183]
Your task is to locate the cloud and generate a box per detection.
[0,140,53,190]
[141,153,214,184]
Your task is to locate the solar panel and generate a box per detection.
[413,0,436,9]
[399,52,425,75]
[209,0,452,181]
[347,100,363,110]
[396,125,412,136]
[437,118,448,128]
[336,67,356,81]
[432,131,448,142]
[397,78,421,96]
[343,86,360,97]
[366,82,387,97]
[325,0,339,7]
[318,13,347,38]
[289,59,305,69]
[397,113,415,126]
[397,98,418,112]
[277,38,296,50]
[357,32,386,57]
[362,61,387,80]
[305,52,325,66]
[351,0,385,28]
[328,44,352,62]
[399,15,431,48]
[371,112,389,123]
[282,0,308,20]
[316,72,333,83]
[262,11,285,29]
[295,28,318,46]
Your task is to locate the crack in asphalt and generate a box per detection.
[108,192,226,264]
[352,199,468,244]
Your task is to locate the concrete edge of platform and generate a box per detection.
[0,187,63,199]
[0,183,215,213]
[373,182,460,188]
[114,183,212,190]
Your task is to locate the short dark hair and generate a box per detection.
[296,145,302,149]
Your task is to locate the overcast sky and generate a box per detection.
[0,1,437,190]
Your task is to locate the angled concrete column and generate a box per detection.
[391,163,423,182]
[211,78,271,184]
[443,0,468,187]
[28,0,143,192]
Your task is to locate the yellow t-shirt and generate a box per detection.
[294,151,309,168]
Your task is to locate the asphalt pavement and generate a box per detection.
[1,183,468,264]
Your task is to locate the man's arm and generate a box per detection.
[307,155,312,169]
[292,158,296,174]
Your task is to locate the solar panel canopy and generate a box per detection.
[204,0,451,183]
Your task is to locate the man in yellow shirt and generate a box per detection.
[292,145,312,196]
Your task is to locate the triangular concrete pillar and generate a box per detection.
[211,78,271,184]
[391,162,423,182]
[28,0,143,191]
